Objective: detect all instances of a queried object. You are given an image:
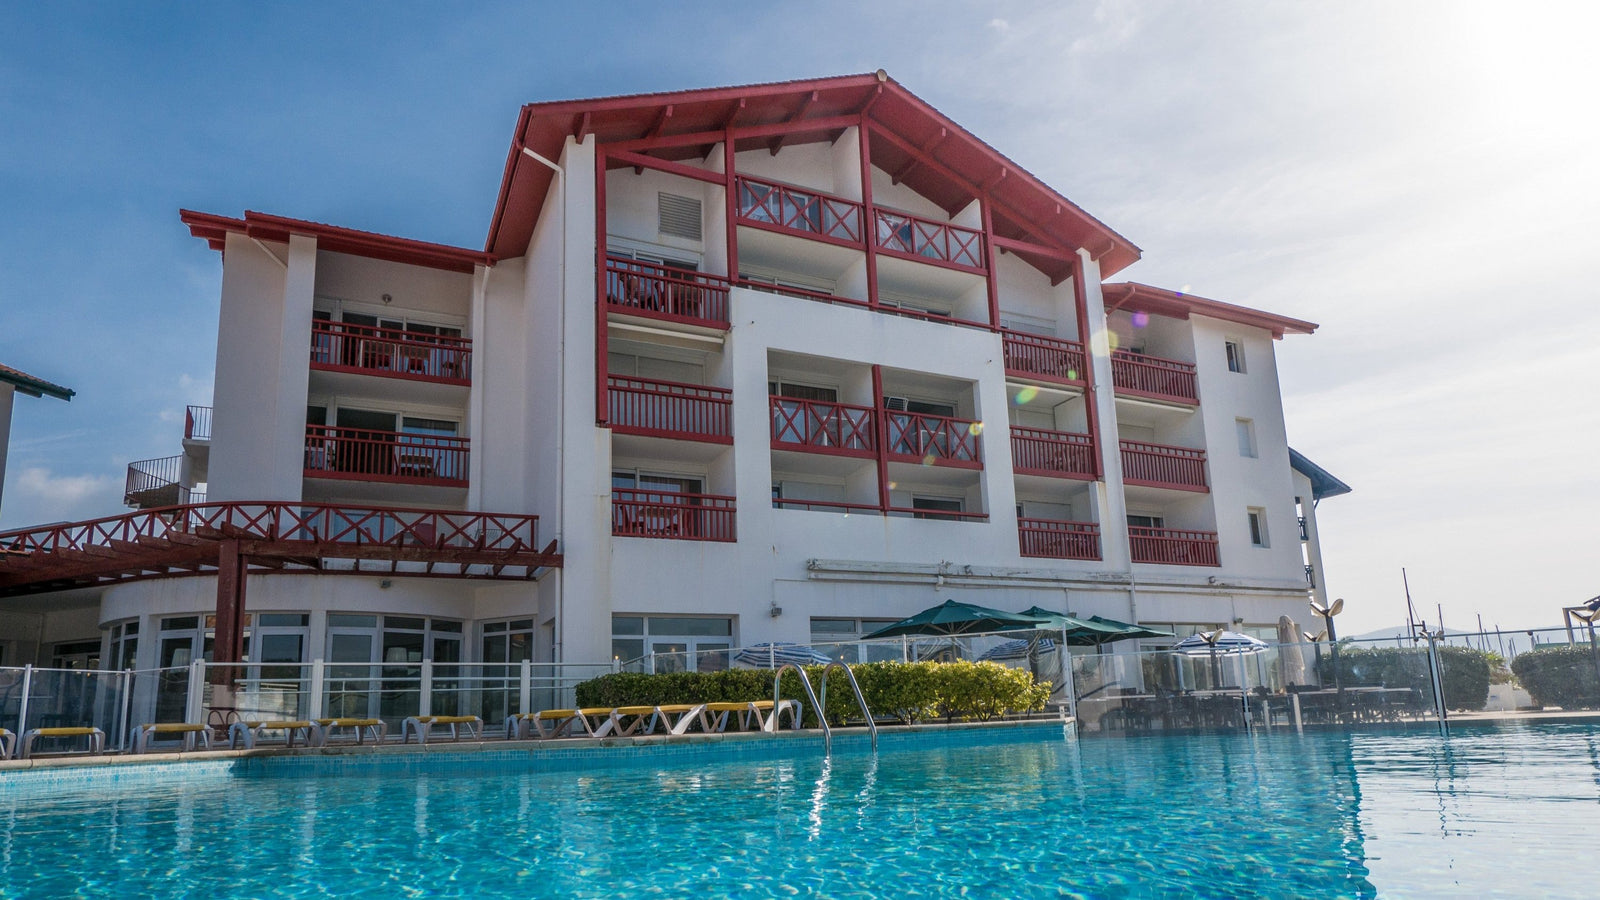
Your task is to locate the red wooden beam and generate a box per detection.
[891,127,947,185]
[701,98,746,161]
[607,150,725,185]
[1070,255,1105,480]
[991,234,1079,262]
[981,197,1000,329]
[768,91,819,156]
[605,113,862,155]
[573,111,592,142]
[871,364,891,513]
[595,150,610,426]
[634,105,675,173]
[858,117,880,310]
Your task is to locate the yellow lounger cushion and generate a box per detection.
[318,718,381,727]
[413,715,478,725]
[538,710,577,720]
[613,706,657,716]
[704,702,754,712]
[655,704,700,713]
[145,723,207,733]
[30,727,102,737]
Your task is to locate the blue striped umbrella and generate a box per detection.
[1171,630,1269,657]
[732,642,833,668]
[976,637,1058,662]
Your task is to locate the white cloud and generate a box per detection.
[986,18,1009,33]
[0,467,124,531]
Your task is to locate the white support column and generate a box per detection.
[185,659,206,724]
[309,659,326,721]
[419,659,434,718]
[1079,252,1132,573]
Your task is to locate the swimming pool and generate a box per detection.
[2,722,1597,898]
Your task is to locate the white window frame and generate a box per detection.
[1225,339,1247,374]
[1235,418,1258,458]
[1247,508,1269,547]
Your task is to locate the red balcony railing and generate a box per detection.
[1110,351,1198,404]
[874,208,985,272]
[605,257,730,328]
[1119,440,1208,491]
[304,425,468,487]
[884,409,983,467]
[1011,427,1096,479]
[1018,519,1101,560]
[770,397,876,458]
[735,176,864,246]
[1129,527,1220,567]
[310,321,471,385]
[185,405,212,441]
[608,376,732,443]
[1002,331,1087,386]
[612,490,735,542]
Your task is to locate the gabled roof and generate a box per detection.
[0,364,74,401]
[180,210,493,274]
[488,71,1141,281]
[1289,448,1352,501]
[1102,282,1317,339]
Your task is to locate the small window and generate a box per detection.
[1127,514,1165,530]
[1225,340,1246,374]
[658,193,703,241]
[1247,508,1269,547]
[912,496,963,519]
[1235,418,1257,458]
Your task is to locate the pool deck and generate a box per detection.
[0,714,1070,776]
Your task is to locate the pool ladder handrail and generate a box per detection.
[819,662,877,752]
[770,662,878,755]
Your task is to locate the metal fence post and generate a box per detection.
[1236,654,1251,729]
[309,659,326,721]
[16,664,33,735]
[185,660,206,723]
[118,670,134,751]
[520,659,533,715]
[419,659,433,718]
[1060,627,1079,723]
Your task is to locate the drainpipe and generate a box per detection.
[521,144,567,664]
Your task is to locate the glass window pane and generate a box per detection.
[811,618,858,635]
[161,616,199,631]
[329,634,372,663]
[648,616,731,637]
[328,614,378,628]
[385,616,426,631]
[430,620,462,633]
[612,639,644,663]
[260,634,304,664]
[484,621,506,633]
[612,616,644,636]
[258,613,309,627]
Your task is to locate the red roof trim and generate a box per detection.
[1102,283,1317,339]
[180,210,494,274]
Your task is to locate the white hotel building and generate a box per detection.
[0,73,1346,683]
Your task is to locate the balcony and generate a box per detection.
[874,209,985,273]
[884,409,983,468]
[1011,427,1096,480]
[612,490,735,542]
[1129,527,1220,567]
[1110,351,1197,405]
[735,176,864,248]
[1002,331,1087,387]
[769,397,876,458]
[310,321,471,385]
[605,257,730,330]
[185,406,212,441]
[1018,519,1101,561]
[608,376,732,444]
[1120,440,1208,492]
[124,455,184,509]
[304,425,468,487]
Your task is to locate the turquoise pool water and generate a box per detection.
[3,722,1598,898]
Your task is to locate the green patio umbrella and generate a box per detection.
[1079,615,1174,646]
[864,600,1049,658]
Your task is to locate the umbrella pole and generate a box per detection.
[1061,626,1078,723]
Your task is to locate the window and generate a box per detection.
[1235,418,1257,458]
[1127,514,1166,529]
[810,618,904,664]
[1225,340,1246,374]
[911,496,964,519]
[1247,508,1269,547]
[612,615,733,673]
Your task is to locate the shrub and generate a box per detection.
[1510,646,1600,709]
[1316,645,1491,711]
[572,661,1050,726]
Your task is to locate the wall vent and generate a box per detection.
[658,193,703,241]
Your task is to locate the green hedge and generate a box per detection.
[1510,646,1600,709]
[1317,645,1491,711]
[573,661,1050,726]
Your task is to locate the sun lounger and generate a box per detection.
[19,726,106,759]
[506,707,624,740]
[701,699,803,733]
[131,722,212,754]
[0,728,14,760]
[316,718,387,744]
[646,703,708,736]
[401,715,483,744]
[228,720,324,749]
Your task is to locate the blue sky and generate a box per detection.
[3,2,1596,632]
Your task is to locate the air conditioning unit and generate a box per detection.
[883,396,909,411]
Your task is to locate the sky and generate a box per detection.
[1,1,1596,634]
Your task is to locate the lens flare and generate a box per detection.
[1132,311,1149,328]
[966,421,984,437]
[922,453,937,466]
[1065,368,1078,381]
[1015,385,1039,405]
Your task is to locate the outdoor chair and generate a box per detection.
[0,727,14,760]
[228,720,324,749]
[316,717,387,744]
[401,714,483,744]
[20,726,105,759]
[131,722,212,754]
